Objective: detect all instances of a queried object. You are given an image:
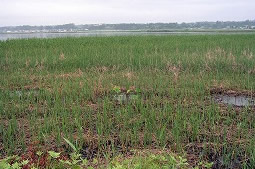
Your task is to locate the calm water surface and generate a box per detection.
[1,31,253,41]
[214,94,255,107]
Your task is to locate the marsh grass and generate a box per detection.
[0,34,255,168]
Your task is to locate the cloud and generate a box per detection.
[0,0,254,26]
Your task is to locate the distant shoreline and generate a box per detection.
[1,29,255,34]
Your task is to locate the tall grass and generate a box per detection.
[1,34,255,168]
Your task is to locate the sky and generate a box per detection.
[0,0,255,26]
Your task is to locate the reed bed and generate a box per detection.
[0,34,255,168]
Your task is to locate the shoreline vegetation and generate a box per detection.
[1,34,255,168]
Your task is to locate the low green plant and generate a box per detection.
[113,86,121,94]
[196,161,214,169]
[60,137,89,168]
[108,153,189,169]
[0,156,29,169]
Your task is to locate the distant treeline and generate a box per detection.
[1,20,255,32]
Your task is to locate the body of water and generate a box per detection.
[1,31,254,41]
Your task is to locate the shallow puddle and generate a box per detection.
[9,90,39,98]
[113,94,139,103]
[214,95,255,107]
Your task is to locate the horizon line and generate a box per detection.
[1,19,255,27]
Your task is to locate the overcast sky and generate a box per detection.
[0,0,255,26]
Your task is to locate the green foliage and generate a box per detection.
[0,156,28,169]
[36,151,43,156]
[1,35,255,168]
[48,151,61,159]
[197,161,214,169]
[113,86,121,94]
[108,153,189,169]
[64,137,78,152]
[1,151,211,169]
